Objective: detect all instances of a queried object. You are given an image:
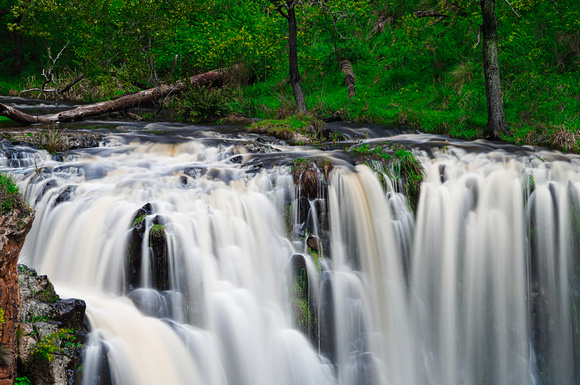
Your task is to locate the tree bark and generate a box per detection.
[339,60,356,98]
[12,16,23,76]
[286,1,307,113]
[480,0,509,139]
[0,68,229,125]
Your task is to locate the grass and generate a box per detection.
[0,173,29,216]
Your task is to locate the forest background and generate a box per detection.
[0,0,578,151]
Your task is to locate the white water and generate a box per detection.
[2,130,580,385]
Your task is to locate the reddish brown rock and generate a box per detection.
[0,208,34,384]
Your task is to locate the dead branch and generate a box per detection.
[414,11,447,18]
[19,73,86,99]
[503,0,521,17]
[474,28,482,49]
[1,67,231,125]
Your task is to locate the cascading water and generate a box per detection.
[1,119,580,385]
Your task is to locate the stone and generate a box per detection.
[0,207,34,383]
[17,266,88,385]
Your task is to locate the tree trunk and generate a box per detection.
[340,60,356,98]
[0,68,229,125]
[11,15,23,76]
[480,0,509,139]
[287,2,307,113]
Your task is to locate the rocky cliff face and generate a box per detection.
[0,182,87,385]
[17,266,88,385]
[0,207,34,385]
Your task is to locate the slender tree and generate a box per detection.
[480,0,509,139]
[273,0,307,113]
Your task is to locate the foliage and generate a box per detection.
[0,173,27,215]
[0,0,578,151]
[15,377,30,385]
[31,328,81,361]
[351,144,424,210]
[37,128,66,154]
[171,86,233,123]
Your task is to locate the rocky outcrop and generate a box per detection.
[126,204,170,292]
[0,208,34,385]
[17,266,88,385]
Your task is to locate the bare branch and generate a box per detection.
[414,11,447,18]
[503,0,521,17]
[276,4,289,19]
[59,73,86,94]
[473,28,482,49]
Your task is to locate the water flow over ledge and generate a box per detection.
[1,127,580,385]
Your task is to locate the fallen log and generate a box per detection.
[340,60,356,99]
[1,68,229,125]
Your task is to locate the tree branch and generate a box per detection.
[414,11,447,18]
[473,28,482,49]
[503,0,521,17]
[276,5,289,19]
[59,73,86,94]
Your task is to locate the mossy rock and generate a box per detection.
[291,157,333,200]
[249,115,328,145]
[350,144,424,211]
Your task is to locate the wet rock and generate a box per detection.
[149,218,169,291]
[286,254,318,347]
[54,185,77,206]
[53,299,87,329]
[307,235,321,252]
[229,155,243,163]
[84,339,113,385]
[319,270,336,364]
[126,204,154,291]
[126,205,169,291]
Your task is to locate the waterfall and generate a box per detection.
[2,130,580,385]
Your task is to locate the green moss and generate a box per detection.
[133,214,146,228]
[149,224,165,242]
[0,309,5,324]
[36,289,59,304]
[249,114,326,144]
[292,268,316,334]
[309,248,320,270]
